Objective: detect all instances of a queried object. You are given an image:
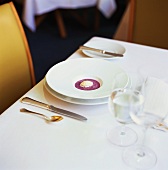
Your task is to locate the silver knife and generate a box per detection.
[21,97,87,121]
[79,45,123,57]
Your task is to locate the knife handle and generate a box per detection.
[21,97,49,110]
[79,45,102,53]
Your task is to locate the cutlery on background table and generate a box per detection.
[79,45,124,57]
[21,97,87,121]
[20,108,63,122]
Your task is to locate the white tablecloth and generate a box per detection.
[1,37,168,170]
[22,0,117,31]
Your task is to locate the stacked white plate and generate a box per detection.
[44,58,128,105]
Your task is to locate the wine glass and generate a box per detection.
[128,72,145,92]
[107,73,139,147]
[122,78,163,169]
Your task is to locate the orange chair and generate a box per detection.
[0,2,36,113]
[114,0,168,49]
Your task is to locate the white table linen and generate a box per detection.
[22,0,117,31]
[0,37,168,170]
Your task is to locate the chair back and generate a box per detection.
[114,0,168,49]
[0,2,36,113]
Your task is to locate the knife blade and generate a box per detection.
[21,97,87,121]
[79,45,123,57]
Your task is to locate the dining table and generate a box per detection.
[0,36,168,170]
[22,0,117,32]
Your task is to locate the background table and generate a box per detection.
[0,37,168,170]
[22,0,117,33]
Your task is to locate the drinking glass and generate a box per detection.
[122,78,162,169]
[107,73,139,147]
[128,72,145,92]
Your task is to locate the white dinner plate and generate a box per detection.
[44,80,108,105]
[82,40,126,59]
[45,58,128,100]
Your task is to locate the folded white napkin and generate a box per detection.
[144,77,168,123]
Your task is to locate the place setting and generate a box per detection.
[20,57,129,122]
[78,39,126,60]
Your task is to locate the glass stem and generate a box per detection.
[120,124,126,136]
[137,126,148,157]
[142,126,148,145]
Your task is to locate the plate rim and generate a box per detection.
[44,79,108,105]
[45,58,128,100]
